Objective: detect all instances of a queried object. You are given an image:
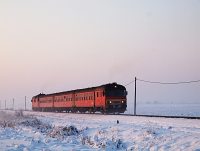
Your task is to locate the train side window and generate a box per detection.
[97,92,98,97]
[103,91,105,96]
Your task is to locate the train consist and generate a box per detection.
[31,83,127,113]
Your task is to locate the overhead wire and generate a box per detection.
[125,80,135,86]
[125,77,200,86]
[137,78,200,85]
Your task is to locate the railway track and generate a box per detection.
[2,109,200,120]
[122,114,200,120]
[46,111,200,120]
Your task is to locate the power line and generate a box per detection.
[137,78,200,85]
[125,80,135,86]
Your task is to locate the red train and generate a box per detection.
[31,83,127,113]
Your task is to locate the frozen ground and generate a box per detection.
[0,110,200,151]
[131,104,200,117]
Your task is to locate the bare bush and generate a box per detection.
[48,125,79,139]
[15,110,24,117]
[20,118,52,133]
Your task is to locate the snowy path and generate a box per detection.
[0,110,200,151]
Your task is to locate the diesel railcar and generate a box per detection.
[32,83,127,113]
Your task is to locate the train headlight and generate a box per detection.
[109,101,112,103]
[122,101,124,103]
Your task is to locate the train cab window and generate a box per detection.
[97,92,99,97]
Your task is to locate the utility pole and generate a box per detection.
[13,98,14,110]
[134,77,137,116]
[25,96,26,111]
[5,100,6,110]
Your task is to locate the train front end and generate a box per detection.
[104,83,127,113]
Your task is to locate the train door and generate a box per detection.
[37,97,40,109]
[95,88,105,111]
[72,92,75,108]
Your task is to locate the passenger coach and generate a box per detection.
[32,83,127,113]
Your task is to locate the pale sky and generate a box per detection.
[0,0,200,109]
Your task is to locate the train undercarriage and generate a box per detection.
[32,106,126,114]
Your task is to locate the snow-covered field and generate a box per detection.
[132,104,200,117]
[0,110,200,151]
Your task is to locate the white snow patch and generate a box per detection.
[0,110,200,150]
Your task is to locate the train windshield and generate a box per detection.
[105,89,127,97]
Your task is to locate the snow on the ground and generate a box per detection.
[0,110,200,151]
[133,104,200,117]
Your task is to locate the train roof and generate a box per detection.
[33,83,126,98]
